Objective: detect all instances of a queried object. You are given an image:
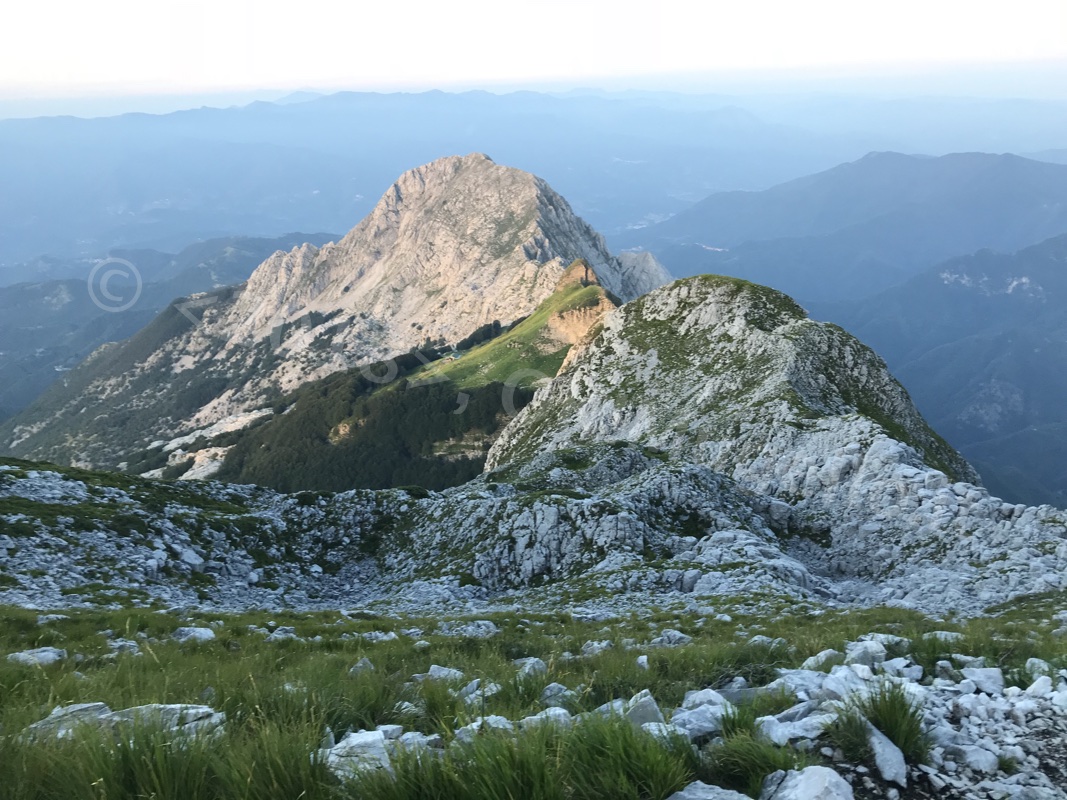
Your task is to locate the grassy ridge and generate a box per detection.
[413,281,607,389]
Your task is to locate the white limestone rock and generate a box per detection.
[7,646,67,667]
[759,766,854,800]
[866,722,907,787]
[320,730,392,780]
[668,782,750,800]
[172,627,215,644]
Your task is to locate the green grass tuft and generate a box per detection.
[704,732,806,797]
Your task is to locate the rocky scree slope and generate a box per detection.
[0,154,668,471]
[2,411,1066,617]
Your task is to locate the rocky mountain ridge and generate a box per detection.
[2,277,1065,619]
[0,154,668,471]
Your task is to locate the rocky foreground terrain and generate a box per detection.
[1,603,1065,800]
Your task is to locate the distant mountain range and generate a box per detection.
[0,233,336,423]
[825,233,1067,507]
[617,152,1067,302]
[6,143,1067,508]
[0,90,876,268]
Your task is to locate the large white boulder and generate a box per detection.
[320,730,392,780]
[7,647,67,667]
[759,766,854,799]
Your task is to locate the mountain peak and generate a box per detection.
[2,156,668,470]
[228,154,665,345]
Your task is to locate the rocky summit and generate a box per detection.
[0,153,669,472]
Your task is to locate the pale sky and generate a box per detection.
[4,0,1067,97]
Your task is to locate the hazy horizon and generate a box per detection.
[4,0,1067,119]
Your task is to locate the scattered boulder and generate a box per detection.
[759,766,854,800]
[413,664,464,682]
[519,707,573,729]
[668,782,750,800]
[581,640,613,657]
[923,631,964,644]
[844,640,886,668]
[349,657,375,675]
[23,703,110,739]
[866,722,907,787]
[651,629,692,647]
[7,647,67,667]
[961,667,1004,695]
[624,689,665,728]
[454,715,514,743]
[514,657,547,678]
[265,626,302,642]
[320,730,392,780]
[24,703,225,741]
[682,688,730,709]
[172,627,215,644]
[541,683,577,707]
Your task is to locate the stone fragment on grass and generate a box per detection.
[24,703,225,741]
[453,715,513,743]
[641,721,689,741]
[7,646,67,666]
[413,664,464,682]
[320,730,392,780]
[172,627,215,643]
[671,703,730,740]
[519,707,573,729]
[265,626,302,642]
[541,682,576,707]
[581,639,613,656]
[923,631,964,644]
[514,657,547,678]
[625,689,665,727]
[651,629,692,647]
[23,703,110,738]
[349,657,375,675]
[668,781,750,799]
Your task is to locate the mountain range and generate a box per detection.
[828,233,1067,507]
[0,91,875,269]
[3,271,1064,620]
[617,151,1067,302]
[0,233,336,423]
[0,155,668,480]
